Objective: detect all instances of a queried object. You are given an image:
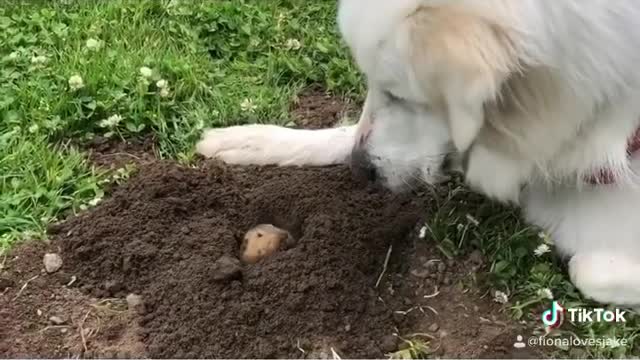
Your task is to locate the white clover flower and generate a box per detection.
[240,98,258,113]
[139,66,153,78]
[31,55,48,64]
[493,290,509,304]
[534,243,551,257]
[159,87,170,98]
[85,38,102,50]
[28,124,39,133]
[538,231,554,244]
[284,38,301,50]
[537,288,554,300]
[418,225,427,239]
[68,74,85,91]
[99,114,123,128]
[88,196,103,207]
[156,79,168,89]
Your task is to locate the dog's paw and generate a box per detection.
[569,252,640,306]
[195,124,355,166]
[196,125,282,165]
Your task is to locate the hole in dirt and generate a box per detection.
[251,210,304,241]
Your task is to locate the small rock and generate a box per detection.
[36,309,42,316]
[49,316,66,325]
[428,323,440,332]
[60,328,68,334]
[437,262,446,273]
[438,329,448,339]
[43,253,63,273]
[180,226,190,234]
[211,255,242,282]
[410,268,430,278]
[344,324,351,332]
[127,294,143,309]
[379,335,398,353]
[0,277,14,290]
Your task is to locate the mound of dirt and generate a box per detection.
[2,160,543,359]
[51,161,422,358]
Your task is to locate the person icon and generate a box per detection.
[513,335,526,348]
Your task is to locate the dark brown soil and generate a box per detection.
[1,160,545,359]
[56,161,423,358]
[1,242,145,358]
[291,89,358,129]
[86,135,157,170]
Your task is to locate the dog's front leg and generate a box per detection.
[569,251,640,307]
[195,124,356,166]
[463,143,533,204]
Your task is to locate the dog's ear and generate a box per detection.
[407,6,520,152]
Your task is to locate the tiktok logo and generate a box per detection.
[541,301,565,328]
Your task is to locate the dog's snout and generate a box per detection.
[350,148,377,184]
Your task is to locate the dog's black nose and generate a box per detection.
[350,148,377,183]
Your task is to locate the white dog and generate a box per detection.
[196,0,640,306]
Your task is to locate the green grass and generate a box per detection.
[422,181,639,358]
[0,0,637,358]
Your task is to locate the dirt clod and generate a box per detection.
[48,315,66,325]
[0,276,14,290]
[211,255,243,282]
[43,253,62,273]
[126,293,143,307]
[379,335,399,353]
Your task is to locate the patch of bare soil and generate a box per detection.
[0,242,145,358]
[85,135,157,170]
[291,89,358,129]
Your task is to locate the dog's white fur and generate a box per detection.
[196,0,640,306]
